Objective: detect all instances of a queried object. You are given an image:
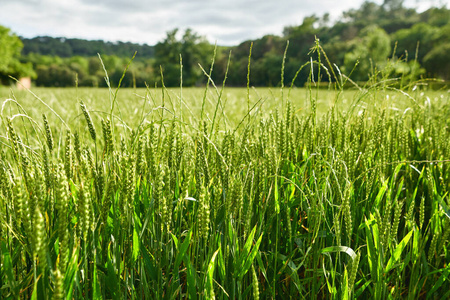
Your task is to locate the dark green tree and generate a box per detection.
[0,25,36,83]
[154,28,213,87]
[344,25,391,80]
[393,23,439,62]
[423,42,450,79]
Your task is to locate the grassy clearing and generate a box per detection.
[0,85,446,130]
[0,58,449,299]
[0,86,341,126]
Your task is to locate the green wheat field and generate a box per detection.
[0,55,449,299]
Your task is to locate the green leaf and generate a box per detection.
[392,163,404,180]
[374,180,388,208]
[427,267,449,298]
[141,245,157,281]
[341,267,349,300]
[31,279,38,300]
[236,225,257,273]
[106,259,121,299]
[217,243,226,282]
[205,248,220,299]
[183,255,197,299]
[172,234,179,248]
[412,225,420,262]
[237,231,263,280]
[92,260,102,300]
[274,178,280,214]
[255,251,273,295]
[1,241,17,298]
[132,226,140,263]
[385,229,413,273]
[393,178,404,202]
[282,253,306,295]
[437,194,450,219]
[321,246,357,260]
[173,230,192,272]
[64,247,79,300]
[365,215,379,282]
[354,279,372,298]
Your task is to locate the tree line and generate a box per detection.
[21,37,154,58]
[1,0,449,88]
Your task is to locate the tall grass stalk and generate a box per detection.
[0,43,449,300]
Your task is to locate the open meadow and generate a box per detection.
[0,80,449,299]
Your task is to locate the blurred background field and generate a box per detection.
[1,85,448,128]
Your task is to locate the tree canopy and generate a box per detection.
[210,1,449,86]
[1,1,449,87]
[21,36,154,59]
[0,25,35,83]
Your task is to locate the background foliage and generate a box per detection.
[0,1,449,88]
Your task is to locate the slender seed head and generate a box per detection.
[80,100,97,141]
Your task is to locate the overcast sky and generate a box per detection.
[0,0,444,46]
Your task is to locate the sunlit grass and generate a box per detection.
[0,63,449,299]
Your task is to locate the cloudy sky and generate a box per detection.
[0,0,443,46]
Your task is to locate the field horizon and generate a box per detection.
[0,72,449,299]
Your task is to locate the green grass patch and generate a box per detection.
[0,56,449,299]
